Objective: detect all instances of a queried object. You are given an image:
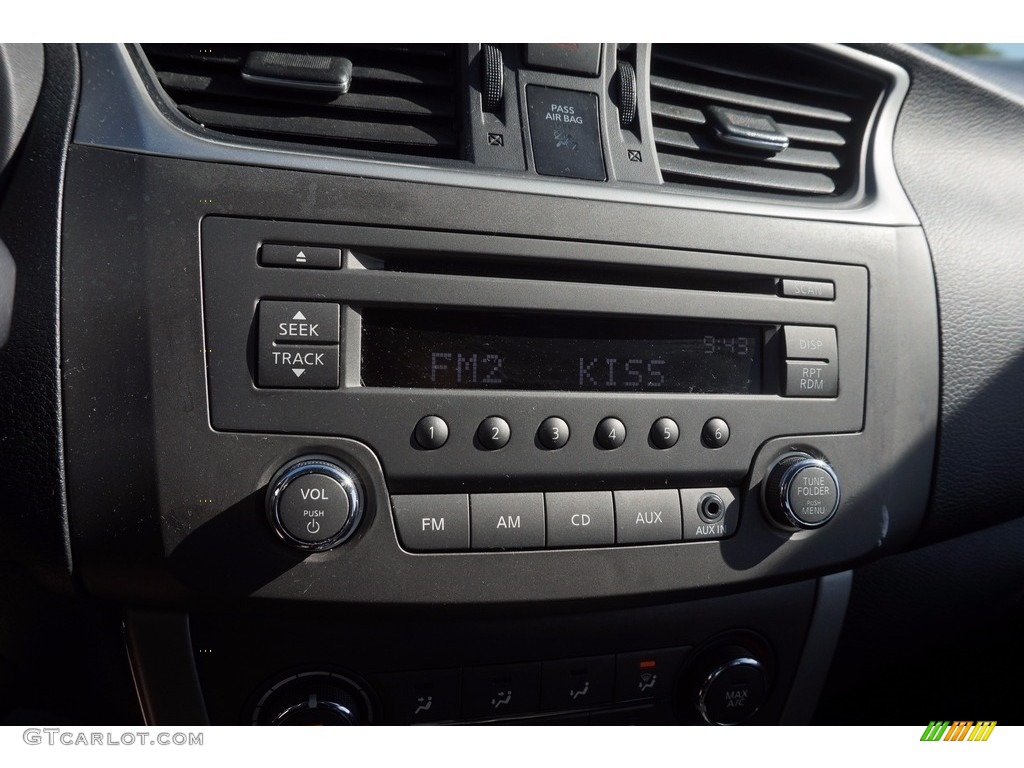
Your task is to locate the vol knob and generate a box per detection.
[763,453,840,530]
[266,455,364,551]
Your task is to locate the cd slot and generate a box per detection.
[356,251,778,296]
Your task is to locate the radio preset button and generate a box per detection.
[649,417,679,449]
[414,416,449,449]
[477,416,511,450]
[701,417,730,449]
[545,491,614,547]
[614,489,682,544]
[470,493,545,549]
[392,494,470,551]
[537,417,570,450]
[596,417,626,449]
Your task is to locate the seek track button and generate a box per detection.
[259,344,340,389]
[259,300,340,344]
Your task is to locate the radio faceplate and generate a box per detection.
[202,217,867,493]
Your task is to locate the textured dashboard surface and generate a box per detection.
[0,44,78,588]
[873,44,1024,542]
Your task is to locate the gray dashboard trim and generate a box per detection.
[779,570,853,724]
[74,43,918,227]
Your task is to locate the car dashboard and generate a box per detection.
[0,42,1022,727]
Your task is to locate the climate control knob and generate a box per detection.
[266,456,364,550]
[763,453,840,530]
[252,672,372,726]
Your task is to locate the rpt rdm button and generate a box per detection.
[259,344,340,388]
[391,494,470,551]
[783,360,838,397]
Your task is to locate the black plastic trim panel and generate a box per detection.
[60,145,937,606]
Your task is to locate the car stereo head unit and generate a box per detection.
[202,215,866,513]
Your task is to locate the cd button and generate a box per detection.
[477,416,511,450]
[545,491,614,547]
[596,417,626,449]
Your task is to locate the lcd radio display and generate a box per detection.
[361,310,764,394]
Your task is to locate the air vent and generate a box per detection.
[138,44,462,159]
[649,45,884,198]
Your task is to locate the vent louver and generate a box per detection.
[649,45,884,198]
[138,44,462,159]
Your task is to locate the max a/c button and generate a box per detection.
[391,495,470,551]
